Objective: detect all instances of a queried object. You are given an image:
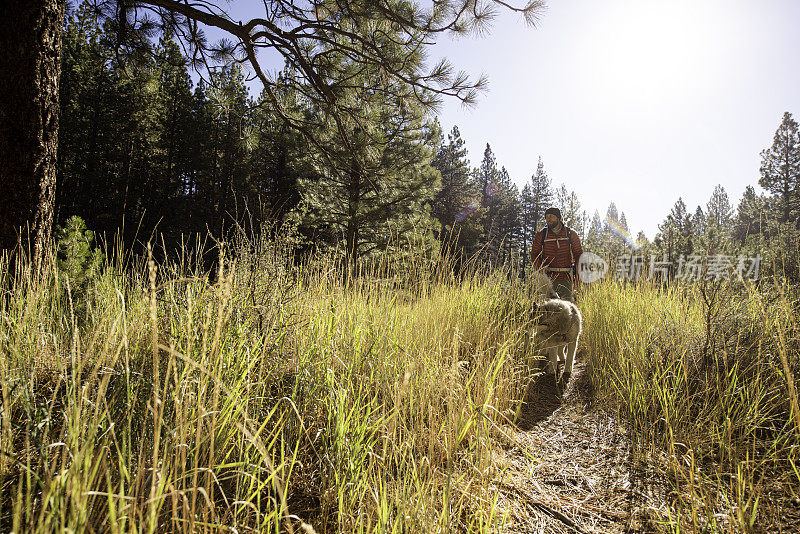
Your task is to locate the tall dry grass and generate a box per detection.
[3,230,799,532]
[0,236,546,533]
[580,275,800,532]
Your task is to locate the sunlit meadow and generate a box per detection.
[1,230,798,532]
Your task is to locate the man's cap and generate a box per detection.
[544,207,562,219]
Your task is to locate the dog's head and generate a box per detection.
[531,298,573,326]
[529,301,550,325]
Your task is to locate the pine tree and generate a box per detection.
[151,35,196,240]
[299,75,440,273]
[58,7,116,227]
[705,185,732,229]
[520,157,552,270]
[248,67,311,222]
[692,206,706,235]
[601,202,626,256]
[204,66,251,236]
[478,144,499,203]
[476,144,500,264]
[474,153,523,268]
[585,211,604,253]
[703,184,732,253]
[430,125,480,260]
[494,167,521,265]
[0,0,64,263]
[732,185,767,245]
[107,41,163,240]
[520,183,533,269]
[619,212,629,233]
[635,231,649,249]
[759,112,800,223]
[555,184,583,232]
[655,198,692,274]
[184,79,215,234]
[57,8,169,238]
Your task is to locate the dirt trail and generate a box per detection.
[492,356,673,533]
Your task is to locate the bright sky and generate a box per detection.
[432,0,800,239]
[214,0,800,240]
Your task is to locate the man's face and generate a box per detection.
[545,214,561,229]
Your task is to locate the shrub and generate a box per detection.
[54,215,103,318]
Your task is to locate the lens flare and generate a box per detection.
[454,199,480,223]
[605,214,643,250]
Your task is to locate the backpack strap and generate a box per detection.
[565,226,574,266]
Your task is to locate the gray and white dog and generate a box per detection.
[531,297,583,383]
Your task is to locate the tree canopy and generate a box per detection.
[0,0,544,260]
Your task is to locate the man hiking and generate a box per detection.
[531,207,583,302]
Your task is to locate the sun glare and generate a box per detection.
[580,2,727,108]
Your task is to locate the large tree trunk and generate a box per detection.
[0,0,64,267]
[344,169,361,283]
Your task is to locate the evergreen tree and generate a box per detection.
[57,6,117,228]
[692,206,706,236]
[732,185,767,245]
[56,12,261,246]
[476,144,500,263]
[703,184,732,252]
[619,212,629,233]
[151,35,196,240]
[520,183,533,268]
[601,202,626,256]
[299,76,440,272]
[555,184,583,232]
[182,80,213,233]
[705,185,732,229]
[520,157,552,271]
[474,150,522,267]
[585,211,604,254]
[528,157,552,234]
[478,144,499,202]
[247,66,313,223]
[57,8,167,239]
[606,203,619,223]
[430,125,480,260]
[759,112,800,223]
[202,66,251,236]
[0,0,64,262]
[654,198,693,274]
[635,231,649,249]
[494,167,521,265]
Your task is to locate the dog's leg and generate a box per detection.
[545,347,559,375]
[562,340,578,382]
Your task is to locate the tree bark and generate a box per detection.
[345,168,361,282]
[0,0,64,267]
